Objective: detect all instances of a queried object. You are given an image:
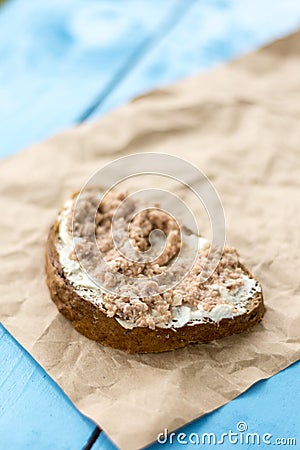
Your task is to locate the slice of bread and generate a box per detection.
[45,192,264,353]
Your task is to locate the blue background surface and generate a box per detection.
[0,1,299,449]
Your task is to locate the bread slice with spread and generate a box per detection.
[46,190,264,353]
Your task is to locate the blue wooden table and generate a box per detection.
[1,1,300,449]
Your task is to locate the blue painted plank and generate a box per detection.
[0,324,97,450]
[149,361,300,449]
[91,0,300,117]
[0,0,187,157]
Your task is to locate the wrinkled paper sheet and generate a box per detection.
[1,32,300,450]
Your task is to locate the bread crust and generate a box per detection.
[46,223,265,353]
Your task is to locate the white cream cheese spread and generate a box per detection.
[56,197,261,330]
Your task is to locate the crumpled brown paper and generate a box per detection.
[1,31,300,450]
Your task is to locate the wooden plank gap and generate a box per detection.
[76,0,196,122]
[83,426,101,450]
